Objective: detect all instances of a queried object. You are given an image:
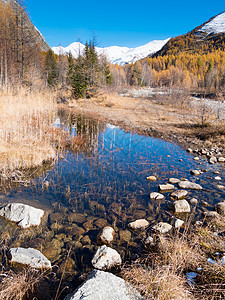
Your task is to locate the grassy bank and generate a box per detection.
[0,89,57,180]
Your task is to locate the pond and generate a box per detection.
[0,109,225,287]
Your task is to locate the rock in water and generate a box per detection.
[64,269,143,300]
[178,181,202,190]
[9,248,51,269]
[170,190,188,200]
[152,222,172,234]
[158,184,174,191]
[215,202,225,216]
[0,203,44,228]
[173,200,191,213]
[149,192,165,200]
[128,219,149,230]
[98,226,115,244]
[92,245,122,270]
[146,175,157,181]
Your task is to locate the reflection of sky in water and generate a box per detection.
[3,112,225,221]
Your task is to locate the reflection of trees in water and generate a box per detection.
[57,109,106,155]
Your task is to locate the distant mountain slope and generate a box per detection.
[52,39,170,65]
[154,11,225,57]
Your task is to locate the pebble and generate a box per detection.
[170,190,188,200]
[168,178,180,184]
[147,176,157,181]
[215,176,222,181]
[190,198,198,205]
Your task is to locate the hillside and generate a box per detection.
[52,39,170,65]
[154,11,225,57]
[3,0,50,52]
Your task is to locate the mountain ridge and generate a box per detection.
[52,38,170,65]
[153,11,225,57]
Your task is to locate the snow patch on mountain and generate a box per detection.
[52,38,170,65]
[200,12,225,34]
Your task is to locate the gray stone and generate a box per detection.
[170,190,188,200]
[190,170,201,176]
[178,181,202,190]
[146,176,157,181]
[9,247,51,269]
[173,218,184,229]
[149,192,165,200]
[215,202,225,216]
[152,222,172,234]
[128,219,149,230]
[218,157,225,163]
[92,245,122,270]
[168,178,180,184]
[217,185,225,190]
[204,211,220,218]
[158,184,174,191]
[194,157,200,161]
[209,157,217,164]
[98,226,115,244]
[0,203,44,228]
[187,148,193,153]
[64,269,143,300]
[173,200,191,213]
[144,236,154,246]
[190,198,198,205]
[215,176,222,181]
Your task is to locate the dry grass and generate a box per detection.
[0,88,57,180]
[0,268,52,300]
[122,233,202,300]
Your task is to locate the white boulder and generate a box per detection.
[173,200,191,213]
[178,181,202,190]
[170,190,188,200]
[158,184,174,191]
[152,222,172,234]
[0,203,44,228]
[65,269,143,300]
[98,226,115,244]
[149,192,165,200]
[92,245,122,270]
[128,219,149,230]
[9,248,51,269]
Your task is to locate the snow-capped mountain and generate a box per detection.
[52,39,170,66]
[199,11,225,35]
[154,11,225,57]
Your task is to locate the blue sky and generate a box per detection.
[25,0,224,48]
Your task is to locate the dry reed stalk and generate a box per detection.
[0,88,57,177]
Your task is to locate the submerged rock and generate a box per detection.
[0,203,44,228]
[119,230,132,243]
[65,269,143,300]
[190,170,201,176]
[128,219,149,230]
[149,192,165,200]
[178,181,202,190]
[146,175,157,181]
[170,190,188,200]
[92,245,122,270]
[173,200,191,213]
[9,247,51,269]
[190,198,198,205]
[152,222,172,234]
[98,226,115,244]
[158,184,174,191]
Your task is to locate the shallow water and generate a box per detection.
[1,109,225,280]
